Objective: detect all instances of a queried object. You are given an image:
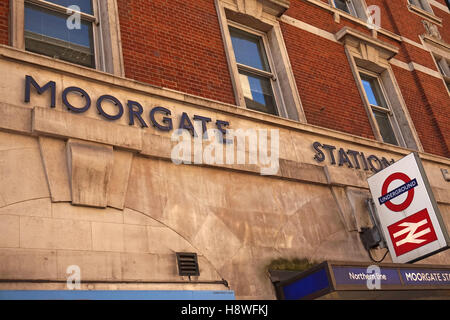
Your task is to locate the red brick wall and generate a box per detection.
[380,0,450,157]
[0,0,8,45]
[280,22,376,140]
[392,65,449,156]
[117,0,235,105]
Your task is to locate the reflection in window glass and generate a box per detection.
[437,58,449,77]
[239,71,277,115]
[360,74,388,108]
[334,0,351,14]
[45,0,93,14]
[373,110,398,145]
[24,3,94,68]
[229,27,270,72]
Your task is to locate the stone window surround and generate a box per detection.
[428,0,450,13]
[228,21,286,117]
[421,35,450,95]
[358,68,405,147]
[303,0,401,42]
[337,27,424,152]
[434,55,450,93]
[215,0,306,123]
[9,0,125,77]
[407,0,443,26]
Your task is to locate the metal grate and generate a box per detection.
[176,252,200,277]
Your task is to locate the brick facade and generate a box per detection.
[117,0,236,105]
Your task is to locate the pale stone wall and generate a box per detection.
[0,46,449,299]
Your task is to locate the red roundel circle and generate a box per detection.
[381,172,415,212]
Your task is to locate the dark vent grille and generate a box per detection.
[176,252,200,276]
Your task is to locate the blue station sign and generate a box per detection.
[273,261,450,300]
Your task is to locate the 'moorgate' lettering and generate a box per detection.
[24,75,230,141]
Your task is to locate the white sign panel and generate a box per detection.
[367,153,449,263]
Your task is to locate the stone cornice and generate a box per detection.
[422,35,450,52]
[336,26,399,60]
[301,0,402,43]
[221,0,290,18]
[407,3,443,26]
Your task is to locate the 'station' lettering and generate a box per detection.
[312,141,395,173]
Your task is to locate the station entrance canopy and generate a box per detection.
[271,261,450,300]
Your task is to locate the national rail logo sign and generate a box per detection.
[367,153,449,263]
[387,209,438,257]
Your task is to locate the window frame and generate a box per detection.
[358,68,405,147]
[407,0,442,25]
[10,0,124,75]
[433,55,450,94]
[227,21,286,117]
[24,0,101,69]
[408,0,433,13]
[338,27,423,151]
[332,0,357,16]
[329,0,369,21]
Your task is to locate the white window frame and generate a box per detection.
[227,21,287,117]
[358,68,406,147]
[10,0,124,75]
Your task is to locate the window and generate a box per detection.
[12,0,124,75]
[216,0,305,121]
[330,0,369,21]
[407,0,442,24]
[408,0,432,13]
[229,26,279,116]
[434,56,450,92]
[359,71,403,146]
[24,0,96,68]
[333,0,357,16]
[337,27,422,150]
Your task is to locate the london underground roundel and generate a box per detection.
[367,153,449,263]
[379,172,417,212]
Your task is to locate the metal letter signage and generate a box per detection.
[367,153,449,263]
